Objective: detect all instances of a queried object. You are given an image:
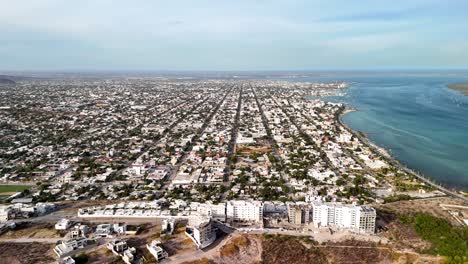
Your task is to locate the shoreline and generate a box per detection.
[447,82,468,96]
[336,106,467,202]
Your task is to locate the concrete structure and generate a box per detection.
[0,207,10,222]
[55,218,71,230]
[226,200,263,222]
[161,218,175,235]
[60,256,76,264]
[185,216,216,249]
[0,203,55,221]
[146,240,168,262]
[95,224,113,238]
[70,224,89,239]
[196,202,226,222]
[54,237,88,257]
[312,202,376,234]
[107,239,137,264]
[287,202,311,225]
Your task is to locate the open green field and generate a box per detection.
[447,83,468,95]
[0,185,30,194]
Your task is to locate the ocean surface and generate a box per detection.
[277,72,468,190]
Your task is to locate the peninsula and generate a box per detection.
[448,82,468,95]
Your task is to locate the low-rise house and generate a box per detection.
[54,237,88,257]
[107,239,137,264]
[95,224,113,238]
[146,240,168,262]
[60,256,76,264]
[70,224,89,239]
[55,218,71,230]
[161,218,175,235]
[0,206,11,222]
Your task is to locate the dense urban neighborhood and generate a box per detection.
[0,78,467,264]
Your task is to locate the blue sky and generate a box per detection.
[1,0,467,71]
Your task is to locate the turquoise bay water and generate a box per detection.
[289,72,468,190]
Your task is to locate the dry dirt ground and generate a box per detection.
[217,234,262,264]
[180,234,444,264]
[236,145,271,155]
[86,246,123,264]
[322,240,392,264]
[0,222,63,239]
[0,242,55,264]
[261,235,327,264]
[374,196,466,226]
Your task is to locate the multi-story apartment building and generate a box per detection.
[312,202,376,234]
[185,216,217,249]
[226,200,263,222]
[286,202,312,225]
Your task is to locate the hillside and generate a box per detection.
[0,78,15,85]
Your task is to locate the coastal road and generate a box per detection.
[337,107,468,203]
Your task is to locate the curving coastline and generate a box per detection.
[447,82,468,95]
[336,106,468,202]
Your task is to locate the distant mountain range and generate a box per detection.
[0,77,16,85]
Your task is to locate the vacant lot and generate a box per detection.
[0,242,55,264]
[0,222,62,239]
[375,196,466,226]
[261,235,326,264]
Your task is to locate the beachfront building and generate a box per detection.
[185,216,216,249]
[226,200,263,223]
[312,202,376,234]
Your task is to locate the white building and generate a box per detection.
[161,218,175,235]
[54,237,88,257]
[35,202,56,215]
[146,240,168,262]
[107,239,137,264]
[60,256,76,264]
[55,218,71,230]
[70,224,89,239]
[0,206,10,222]
[95,224,113,238]
[312,202,376,234]
[196,202,226,222]
[226,200,263,222]
[185,216,216,249]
